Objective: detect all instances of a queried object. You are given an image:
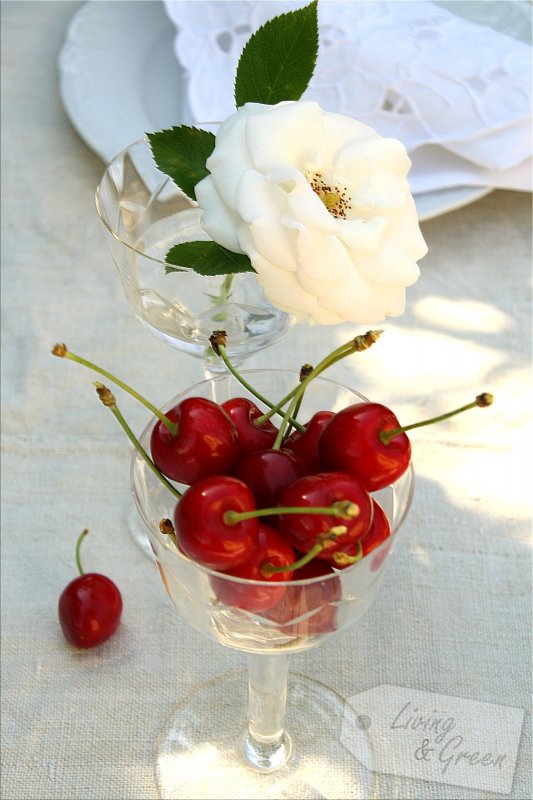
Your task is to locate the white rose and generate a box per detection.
[195,101,427,325]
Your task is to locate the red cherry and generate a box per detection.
[363,500,392,555]
[319,402,411,491]
[283,410,334,473]
[264,560,341,636]
[210,524,295,613]
[370,539,393,573]
[173,475,258,570]
[277,472,373,558]
[328,499,392,570]
[234,448,306,509]
[221,397,278,456]
[58,530,122,648]
[150,397,239,484]
[365,501,394,572]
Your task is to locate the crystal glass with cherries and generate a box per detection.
[129,345,414,799]
[54,329,489,797]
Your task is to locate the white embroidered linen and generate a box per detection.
[164,0,532,194]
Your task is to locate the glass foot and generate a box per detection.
[155,671,375,799]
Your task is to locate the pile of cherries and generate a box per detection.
[53,334,492,639]
[150,386,411,617]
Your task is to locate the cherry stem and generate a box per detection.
[379,392,494,445]
[285,365,313,438]
[223,500,359,527]
[159,518,178,547]
[51,344,178,437]
[214,340,305,433]
[256,330,383,426]
[331,542,363,567]
[261,527,348,576]
[272,391,301,450]
[75,528,89,576]
[94,382,182,501]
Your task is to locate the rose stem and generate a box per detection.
[379,393,494,445]
[224,500,359,526]
[51,344,178,436]
[256,330,383,426]
[209,331,305,433]
[261,536,362,577]
[75,528,89,575]
[210,274,235,317]
[94,382,181,500]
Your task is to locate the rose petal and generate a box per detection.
[245,101,326,174]
[295,228,350,286]
[335,136,412,183]
[355,246,420,287]
[256,265,344,325]
[350,174,409,210]
[248,219,298,272]
[195,176,244,253]
[206,109,253,207]
[336,216,389,253]
[286,175,338,234]
[384,196,429,260]
[318,269,406,323]
[321,112,378,165]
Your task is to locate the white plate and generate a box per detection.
[59,0,492,222]
[59,1,191,160]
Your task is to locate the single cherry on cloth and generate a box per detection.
[150,397,239,485]
[58,529,122,649]
[277,471,373,558]
[234,448,307,509]
[174,475,258,571]
[319,402,411,492]
[283,410,334,473]
[264,559,341,637]
[210,524,295,613]
[221,397,278,457]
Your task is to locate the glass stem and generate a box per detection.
[201,354,230,379]
[241,653,292,772]
[201,342,249,379]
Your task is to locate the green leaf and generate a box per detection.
[234,1,318,107]
[147,127,215,201]
[165,241,255,276]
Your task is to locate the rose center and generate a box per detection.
[308,173,351,219]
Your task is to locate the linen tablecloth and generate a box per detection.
[1,3,531,799]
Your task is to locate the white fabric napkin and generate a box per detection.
[163,0,532,195]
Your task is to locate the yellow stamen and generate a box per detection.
[307,172,351,219]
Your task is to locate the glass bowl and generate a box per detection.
[130,369,414,798]
[95,139,294,370]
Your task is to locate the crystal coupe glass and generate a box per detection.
[131,370,414,799]
[95,139,295,375]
